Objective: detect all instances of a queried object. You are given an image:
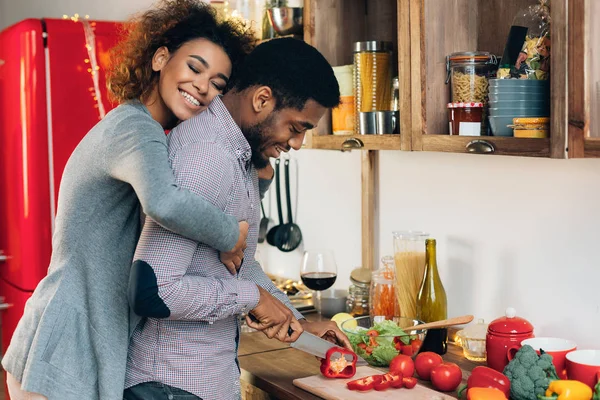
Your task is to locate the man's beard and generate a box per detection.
[242,113,275,169]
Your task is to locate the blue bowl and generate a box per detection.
[489,91,550,102]
[488,116,515,136]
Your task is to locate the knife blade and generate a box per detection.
[290,331,368,366]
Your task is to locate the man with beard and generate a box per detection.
[123,38,351,400]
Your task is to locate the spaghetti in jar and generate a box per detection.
[353,41,394,134]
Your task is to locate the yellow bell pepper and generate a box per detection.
[541,380,593,400]
[466,387,508,400]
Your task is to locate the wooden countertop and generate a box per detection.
[238,316,485,400]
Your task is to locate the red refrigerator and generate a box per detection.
[0,18,122,366]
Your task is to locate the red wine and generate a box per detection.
[301,272,337,291]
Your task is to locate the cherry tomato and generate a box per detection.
[357,343,367,350]
[411,338,423,353]
[430,362,463,392]
[414,351,443,380]
[388,354,415,378]
[401,344,414,357]
[402,376,418,389]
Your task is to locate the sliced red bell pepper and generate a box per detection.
[373,373,403,391]
[402,376,418,389]
[457,366,511,399]
[347,374,382,391]
[320,347,357,379]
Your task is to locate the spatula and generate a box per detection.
[403,315,474,332]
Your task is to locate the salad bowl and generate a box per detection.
[341,316,427,367]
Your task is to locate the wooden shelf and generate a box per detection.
[304,134,402,151]
[421,135,551,157]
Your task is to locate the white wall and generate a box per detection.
[2,0,600,349]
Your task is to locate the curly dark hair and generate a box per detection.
[231,38,340,110]
[107,0,257,103]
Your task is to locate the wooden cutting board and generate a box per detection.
[293,366,455,400]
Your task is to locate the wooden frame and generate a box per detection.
[403,0,572,158]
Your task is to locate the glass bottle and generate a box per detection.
[416,238,448,355]
[346,277,370,317]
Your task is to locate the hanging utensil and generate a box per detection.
[275,157,302,252]
[266,158,284,246]
[258,201,269,243]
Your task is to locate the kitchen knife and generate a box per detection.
[291,330,368,366]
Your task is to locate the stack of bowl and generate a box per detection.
[488,79,550,136]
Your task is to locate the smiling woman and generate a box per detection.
[108,0,256,128]
[0,2,261,400]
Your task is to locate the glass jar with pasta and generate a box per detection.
[353,41,394,134]
[446,52,497,104]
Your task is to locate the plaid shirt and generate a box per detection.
[125,96,303,399]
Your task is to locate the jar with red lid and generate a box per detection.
[447,102,483,136]
[486,307,535,372]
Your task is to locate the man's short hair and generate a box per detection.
[231,38,340,110]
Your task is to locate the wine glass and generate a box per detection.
[300,250,337,314]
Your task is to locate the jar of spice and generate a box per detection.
[353,41,394,133]
[447,102,484,136]
[369,256,400,319]
[346,277,370,317]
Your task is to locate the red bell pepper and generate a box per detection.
[347,375,382,391]
[402,376,418,389]
[457,366,511,399]
[373,373,403,391]
[320,347,357,379]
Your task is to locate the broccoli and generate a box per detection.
[503,345,560,400]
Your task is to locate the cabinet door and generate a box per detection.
[567,0,600,157]
[403,0,567,158]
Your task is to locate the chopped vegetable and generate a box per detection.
[538,380,593,400]
[503,345,560,400]
[320,347,357,379]
[347,375,382,391]
[402,376,418,389]
[457,366,511,398]
[346,319,419,366]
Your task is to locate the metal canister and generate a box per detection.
[353,41,394,134]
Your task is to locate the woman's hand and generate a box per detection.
[219,221,248,274]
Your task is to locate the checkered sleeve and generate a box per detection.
[130,142,260,322]
[239,259,304,321]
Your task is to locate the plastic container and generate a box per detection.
[512,116,549,138]
[332,65,355,135]
[353,41,394,133]
[446,52,498,104]
[447,102,483,136]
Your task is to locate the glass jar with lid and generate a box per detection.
[353,41,394,133]
[446,52,498,104]
[369,256,400,319]
[346,277,370,317]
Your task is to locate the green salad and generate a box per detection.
[346,320,420,367]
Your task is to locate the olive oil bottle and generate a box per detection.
[416,238,448,354]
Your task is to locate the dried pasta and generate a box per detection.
[353,52,392,130]
[451,71,489,103]
[394,251,426,319]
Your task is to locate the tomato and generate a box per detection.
[366,330,379,337]
[430,362,463,392]
[357,343,367,350]
[388,354,415,378]
[411,338,423,353]
[414,351,443,380]
[401,344,414,357]
[402,376,418,389]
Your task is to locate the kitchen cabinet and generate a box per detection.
[302,0,595,158]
